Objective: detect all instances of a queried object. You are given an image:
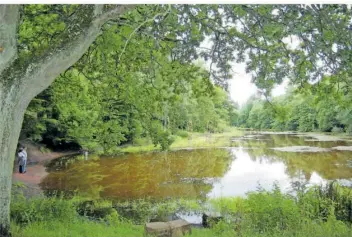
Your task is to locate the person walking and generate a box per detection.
[18,147,27,174]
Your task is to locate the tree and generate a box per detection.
[1,4,352,236]
[0,5,134,235]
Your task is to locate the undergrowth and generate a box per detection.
[10,182,352,237]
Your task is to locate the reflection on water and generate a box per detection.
[40,149,232,200]
[208,148,330,198]
[41,134,352,201]
[209,148,292,197]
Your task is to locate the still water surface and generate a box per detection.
[40,133,352,201]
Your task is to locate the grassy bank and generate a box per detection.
[11,183,352,237]
[118,127,244,153]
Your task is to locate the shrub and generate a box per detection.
[346,125,352,135]
[76,199,118,220]
[331,126,344,133]
[298,182,352,222]
[175,130,189,138]
[10,183,352,237]
[243,186,301,232]
[11,195,77,225]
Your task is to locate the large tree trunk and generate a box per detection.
[0,5,135,236]
[0,81,26,237]
[0,5,21,236]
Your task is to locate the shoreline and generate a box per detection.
[12,142,79,197]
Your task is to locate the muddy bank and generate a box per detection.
[12,141,79,198]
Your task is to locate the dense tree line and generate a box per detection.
[236,76,352,134]
[20,61,237,152]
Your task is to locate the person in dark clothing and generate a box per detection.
[17,147,27,173]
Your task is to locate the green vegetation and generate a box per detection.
[21,55,237,152]
[3,4,352,237]
[11,183,352,237]
[235,76,352,133]
[118,127,244,153]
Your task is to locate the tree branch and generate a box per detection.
[0,5,20,73]
[94,5,136,25]
[12,5,136,107]
[117,5,171,63]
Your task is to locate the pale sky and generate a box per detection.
[228,62,288,106]
[197,25,303,107]
[198,35,292,107]
[228,35,301,106]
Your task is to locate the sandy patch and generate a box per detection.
[308,134,346,142]
[332,146,352,151]
[271,146,331,152]
[260,131,302,135]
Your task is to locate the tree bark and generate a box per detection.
[0,81,24,237]
[0,5,19,73]
[0,5,135,236]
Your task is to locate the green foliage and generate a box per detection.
[76,200,118,220]
[202,183,352,237]
[10,183,352,237]
[332,126,344,133]
[297,183,352,223]
[20,5,352,152]
[11,220,142,237]
[13,4,352,151]
[149,122,175,150]
[10,195,77,225]
[236,76,352,133]
[22,61,235,152]
[15,5,352,95]
[244,185,301,231]
[19,5,237,152]
[113,199,202,224]
[175,130,189,138]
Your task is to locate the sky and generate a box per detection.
[199,34,293,108]
[226,35,301,106]
[228,62,288,106]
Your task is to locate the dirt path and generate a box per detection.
[12,142,79,197]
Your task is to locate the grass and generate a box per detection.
[188,220,351,237]
[171,128,244,149]
[10,195,143,237]
[11,219,143,237]
[118,127,244,153]
[10,183,352,237]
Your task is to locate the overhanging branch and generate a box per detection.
[0,5,20,74]
[10,5,136,105]
[94,5,137,25]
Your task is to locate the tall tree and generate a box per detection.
[0,5,134,236]
[1,4,352,236]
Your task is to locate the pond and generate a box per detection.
[40,132,352,202]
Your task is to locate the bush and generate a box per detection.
[331,126,344,133]
[76,199,118,220]
[298,182,352,222]
[11,195,77,225]
[149,122,175,150]
[175,130,189,138]
[205,183,352,236]
[346,125,352,135]
[243,185,301,232]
